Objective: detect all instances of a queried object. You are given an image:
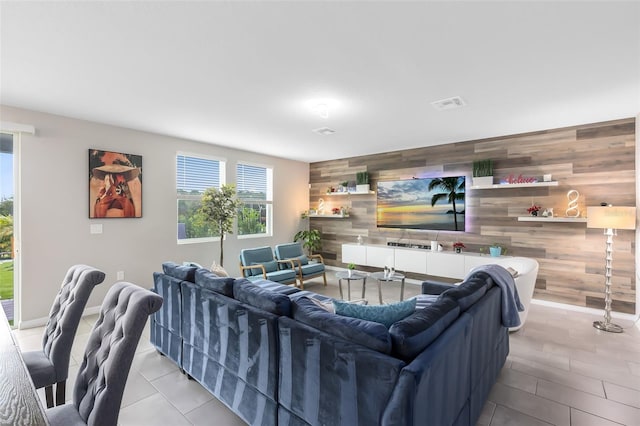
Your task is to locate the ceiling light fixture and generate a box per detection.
[313,103,329,119]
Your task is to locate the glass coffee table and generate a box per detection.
[371,271,406,304]
[335,271,367,301]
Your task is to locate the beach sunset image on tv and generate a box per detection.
[376,177,465,231]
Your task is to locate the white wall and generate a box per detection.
[0,105,310,325]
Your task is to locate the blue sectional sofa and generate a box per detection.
[150,262,512,426]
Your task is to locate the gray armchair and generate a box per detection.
[45,281,163,426]
[22,264,105,408]
[275,242,327,289]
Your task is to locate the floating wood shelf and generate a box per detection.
[470,181,559,190]
[326,191,375,196]
[517,216,587,223]
[308,213,350,219]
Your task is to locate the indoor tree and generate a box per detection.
[198,184,242,267]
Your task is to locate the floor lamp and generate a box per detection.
[586,205,636,333]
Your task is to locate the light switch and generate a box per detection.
[90,224,103,234]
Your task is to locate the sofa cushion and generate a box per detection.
[333,298,417,328]
[439,276,488,311]
[389,297,460,360]
[292,297,392,354]
[194,269,234,297]
[233,280,292,317]
[297,254,309,265]
[162,261,197,282]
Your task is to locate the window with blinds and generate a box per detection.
[176,154,225,241]
[236,163,272,237]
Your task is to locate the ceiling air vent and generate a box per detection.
[431,96,466,111]
[312,127,336,135]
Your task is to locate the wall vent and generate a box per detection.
[431,96,467,111]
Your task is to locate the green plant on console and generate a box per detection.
[347,262,356,270]
[294,229,322,255]
[473,159,493,177]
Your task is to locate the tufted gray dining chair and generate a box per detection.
[22,264,106,408]
[45,281,163,426]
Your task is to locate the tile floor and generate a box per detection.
[12,270,640,425]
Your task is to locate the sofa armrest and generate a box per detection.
[421,280,454,295]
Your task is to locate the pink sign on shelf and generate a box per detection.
[500,174,538,184]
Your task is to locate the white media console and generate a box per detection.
[342,243,506,279]
[341,243,540,330]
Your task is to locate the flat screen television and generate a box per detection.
[376,176,466,231]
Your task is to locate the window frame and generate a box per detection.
[236,161,273,240]
[176,151,226,245]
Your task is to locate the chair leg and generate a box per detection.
[55,380,66,406]
[45,385,54,408]
[322,272,327,286]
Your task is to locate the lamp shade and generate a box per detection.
[587,206,636,230]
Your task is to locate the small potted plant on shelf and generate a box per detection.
[347,262,356,277]
[452,242,466,253]
[356,171,370,193]
[472,159,494,186]
[527,204,541,216]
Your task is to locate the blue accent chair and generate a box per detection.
[274,242,327,289]
[239,246,297,285]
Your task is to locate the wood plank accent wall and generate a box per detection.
[309,118,636,313]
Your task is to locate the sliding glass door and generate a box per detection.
[0,133,15,324]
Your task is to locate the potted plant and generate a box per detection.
[527,204,541,216]
[198,184,242,267]
[356,171,370,193]
[490,242,504,257]
[347,262,356,277]
[472,159,494,186]
[294,229,322,256]
[452,242,466,253]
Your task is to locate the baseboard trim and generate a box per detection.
[18,305,102,330]
[531,298,639,322]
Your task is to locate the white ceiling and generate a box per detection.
[1,1,639,163]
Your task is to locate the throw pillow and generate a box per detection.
[334,298,417,328]
[210,261,229,277]
[310,297,368,313]
[249,260,278,275]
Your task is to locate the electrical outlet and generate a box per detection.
[117,271,125,280]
